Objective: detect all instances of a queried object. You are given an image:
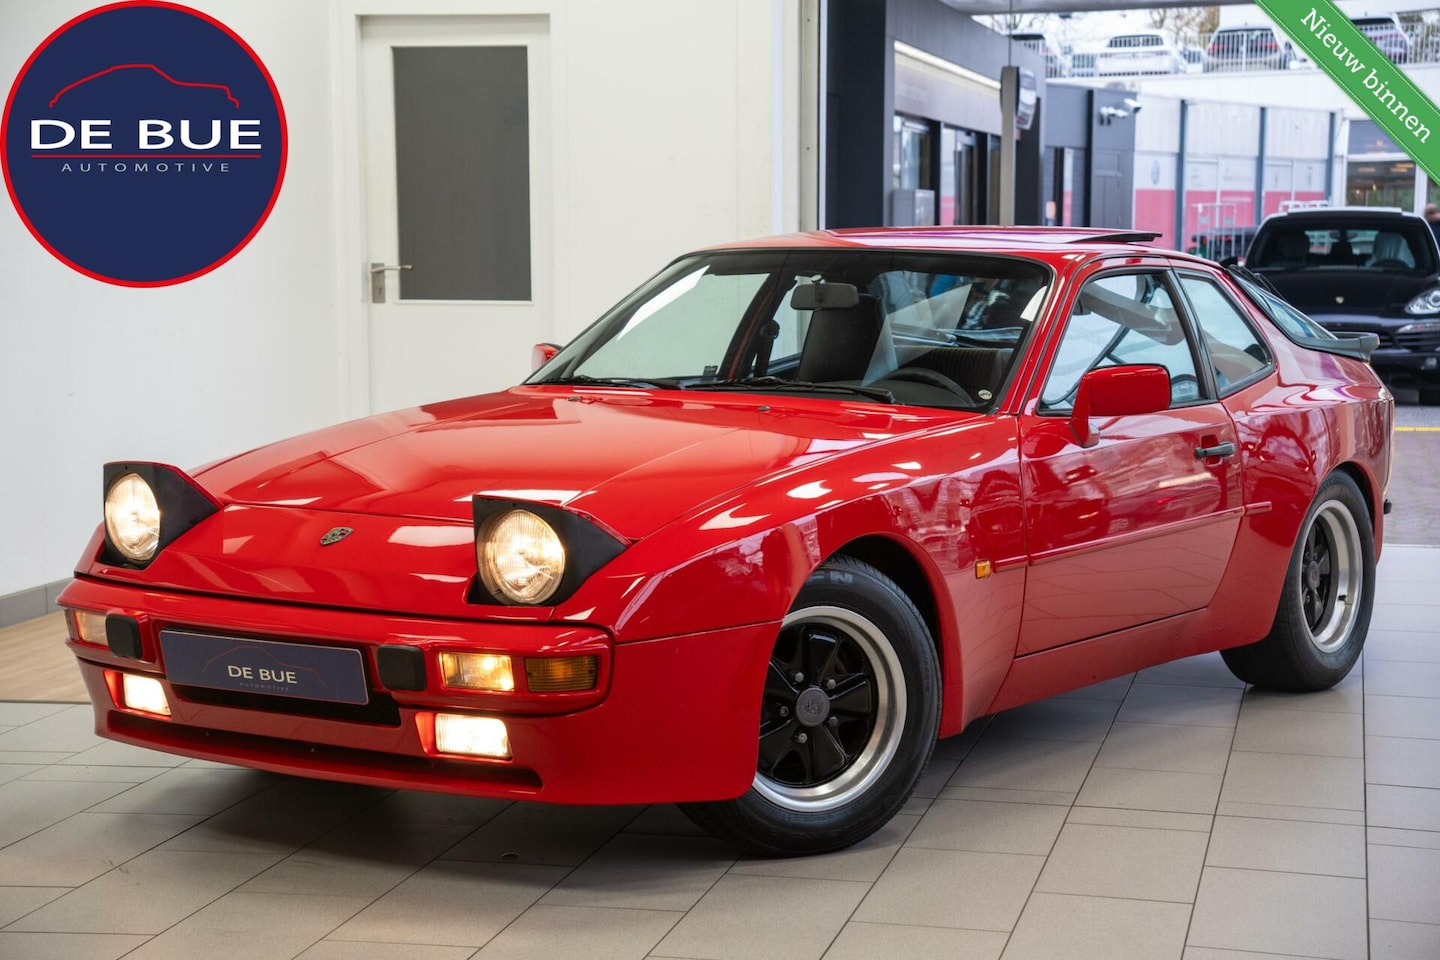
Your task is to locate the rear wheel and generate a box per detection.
[1221,472,1374,690]
[680,556,940,856]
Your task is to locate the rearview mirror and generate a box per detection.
[791,282,859,311]
[1070,365,1170,447]
[531,342,560,372]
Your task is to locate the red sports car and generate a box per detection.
[60,228,1393,856]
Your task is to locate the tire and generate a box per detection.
[1221,472,1375,691]
[680,555,940,856]
[1418,389,1440,406]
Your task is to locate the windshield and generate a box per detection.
[528,250,1052,411]
[1247,220,1437,273]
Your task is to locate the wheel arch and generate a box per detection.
[827,532,963,734]
[830,534,943,665]
[1332,460,1381,543]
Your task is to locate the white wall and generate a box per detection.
[0,0,802,599]
[1,0,343,599]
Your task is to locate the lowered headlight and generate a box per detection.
[1404,288,1440,315]
[477,509,567,604]
[104,473,161,562]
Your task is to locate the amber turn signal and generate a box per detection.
[524,655,598,692]
[438,652,515,692]
[64,608,108,646]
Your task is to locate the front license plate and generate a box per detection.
[159,629,370,705]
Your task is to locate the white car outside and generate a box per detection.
[1096,30,1185,76]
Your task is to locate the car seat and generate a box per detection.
[1367,231,1414,268]
[1277,232,1309,267]
[904,347,1015,400]
[796,296,885,383]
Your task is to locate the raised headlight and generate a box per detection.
[477,509,566,604]
[104,473,161,562]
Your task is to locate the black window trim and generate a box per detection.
[1223,266,1380,362]
[1171,268,1276,398]
[1035,266,1214,417]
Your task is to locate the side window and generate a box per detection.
[1177,275,1273,393]
[1041,272,1202,410]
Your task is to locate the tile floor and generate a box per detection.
[0,546,1437,960]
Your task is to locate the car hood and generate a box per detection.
[1258,268,1435,317]
[196,387,970,540]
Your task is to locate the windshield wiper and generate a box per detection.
[688,376,894,404]
[536,374,684,390]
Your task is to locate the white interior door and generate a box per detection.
[360,16,551,412]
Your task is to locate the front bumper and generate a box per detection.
[1311,314,1440,387]
[59,577,776,805]
[1369,347,1440,387]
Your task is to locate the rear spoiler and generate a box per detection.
[1322,331,1381,362]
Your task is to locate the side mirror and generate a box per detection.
[1218,255,1240,268]
[1070,364,1170,447]
[531,342,561,372]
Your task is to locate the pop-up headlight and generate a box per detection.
[470,499,626,606]
[99,463,219,568]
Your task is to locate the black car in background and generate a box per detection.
[1243,207,1440,403]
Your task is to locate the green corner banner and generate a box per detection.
[1258,0,1440,184]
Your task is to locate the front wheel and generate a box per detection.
[680,556,940,856]
[1221,472,1375,690]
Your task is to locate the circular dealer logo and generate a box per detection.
[2,1,286,286]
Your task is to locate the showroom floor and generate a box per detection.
[0,544,1435,960]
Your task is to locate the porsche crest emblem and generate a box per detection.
[1335,295,1345,304]
[320,527,354,546]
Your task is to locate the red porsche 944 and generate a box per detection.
[61,228,1392,855]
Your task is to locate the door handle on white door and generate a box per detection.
[369,262,412,303]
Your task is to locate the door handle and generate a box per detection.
[1194,441,1237,460]
[369,262,412,303]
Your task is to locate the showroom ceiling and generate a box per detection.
[941,0,1250,13]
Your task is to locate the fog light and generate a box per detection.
[525,655,599,692]
[64,608,108,646]
[122,674,170,717]
[434,714,510,759]
[438,652,514,692]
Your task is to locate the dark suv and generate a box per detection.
[1243,207,1440,402]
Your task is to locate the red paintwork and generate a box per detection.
[59,228,1392,805]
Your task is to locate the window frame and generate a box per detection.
[1171,268,1276,398]
[1035,267,1213,417]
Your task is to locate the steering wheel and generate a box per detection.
[884,367,976,404]
[1170,373,1200,403]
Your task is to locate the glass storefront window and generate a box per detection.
[1346,160,1415,209]
[893,115,933,191]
